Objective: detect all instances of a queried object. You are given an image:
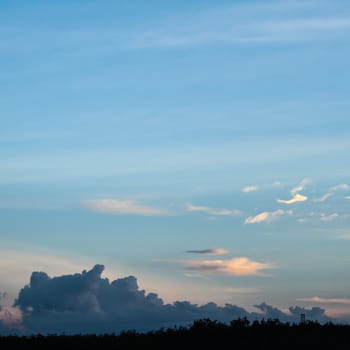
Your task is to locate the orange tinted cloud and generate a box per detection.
[184,257,272,276]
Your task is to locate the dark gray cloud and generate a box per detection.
[3,265,334,335]
[289,306,330,323]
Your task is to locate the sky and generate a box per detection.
[1,0,350,334]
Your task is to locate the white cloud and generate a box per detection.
[330,183,350,192]
[84,199,167,216]
[320,213,339,222]
[244,209,292,224]
[345,196,350,200]
[298,297,350,305]
[313,193,333,203]
[242,185,258,193]
[184,257,272,276]
[290,178,310,196]
[277,193,308,205]
[313,183,349,203]
[185,203,242,216]
[127,2,350,50]
[186,248,230,255]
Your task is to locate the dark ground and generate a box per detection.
[1,318,349,349]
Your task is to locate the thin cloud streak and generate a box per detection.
[313,183,349,202]
[330,183,350,192]
[298,297,350,305]
[5,2,350,54]
[245,209,292,224]
[129,16,350,49]
[84,199,168,216]
[242,186,258,193]
[320,213,339,222]
[186,248,230,255]
[290,178,310,196]
[185,203,242,216]
[314,193,333,203]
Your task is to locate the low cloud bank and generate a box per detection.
[0,265,336,335]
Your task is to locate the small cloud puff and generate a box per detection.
[186,248,229,255]
[242,186,258,193]
[244,209,292,224]
[184,257,272,276]
[277,194,308,205]
[84,199,167,216]
[185,203,241,216]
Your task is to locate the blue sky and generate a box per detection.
[1,0,350,332]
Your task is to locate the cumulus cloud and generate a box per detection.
[84,199,167,216]
[244,209,292,224]
[185,203,242,216]
[186,248,229,255]
[254,302,287,320]
[0,265,337,335]
[242,186,258,193]
[183,257,272,276]
[288,306,330,323]
[254,303,331,323]
[277,193,308,205]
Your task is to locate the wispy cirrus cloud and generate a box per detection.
[84,199,168,216]
[314,183,349,203]
[298,297,350,305]
[297,211,345,224]
[186,248,229,255]
[245,209,292,224]
[5,2,350,55]
[184,257,272,276]
[129,10,350,50]
[314,192,333,203]
[277,193,308,205]
[290,178,310,196]
[330,183,350,192]
[185,203,242,216]
[320,213,339,222]
[242,185,258,193]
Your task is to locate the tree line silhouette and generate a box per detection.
[1,317,349,349]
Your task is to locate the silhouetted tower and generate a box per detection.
[300,313,306,324]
